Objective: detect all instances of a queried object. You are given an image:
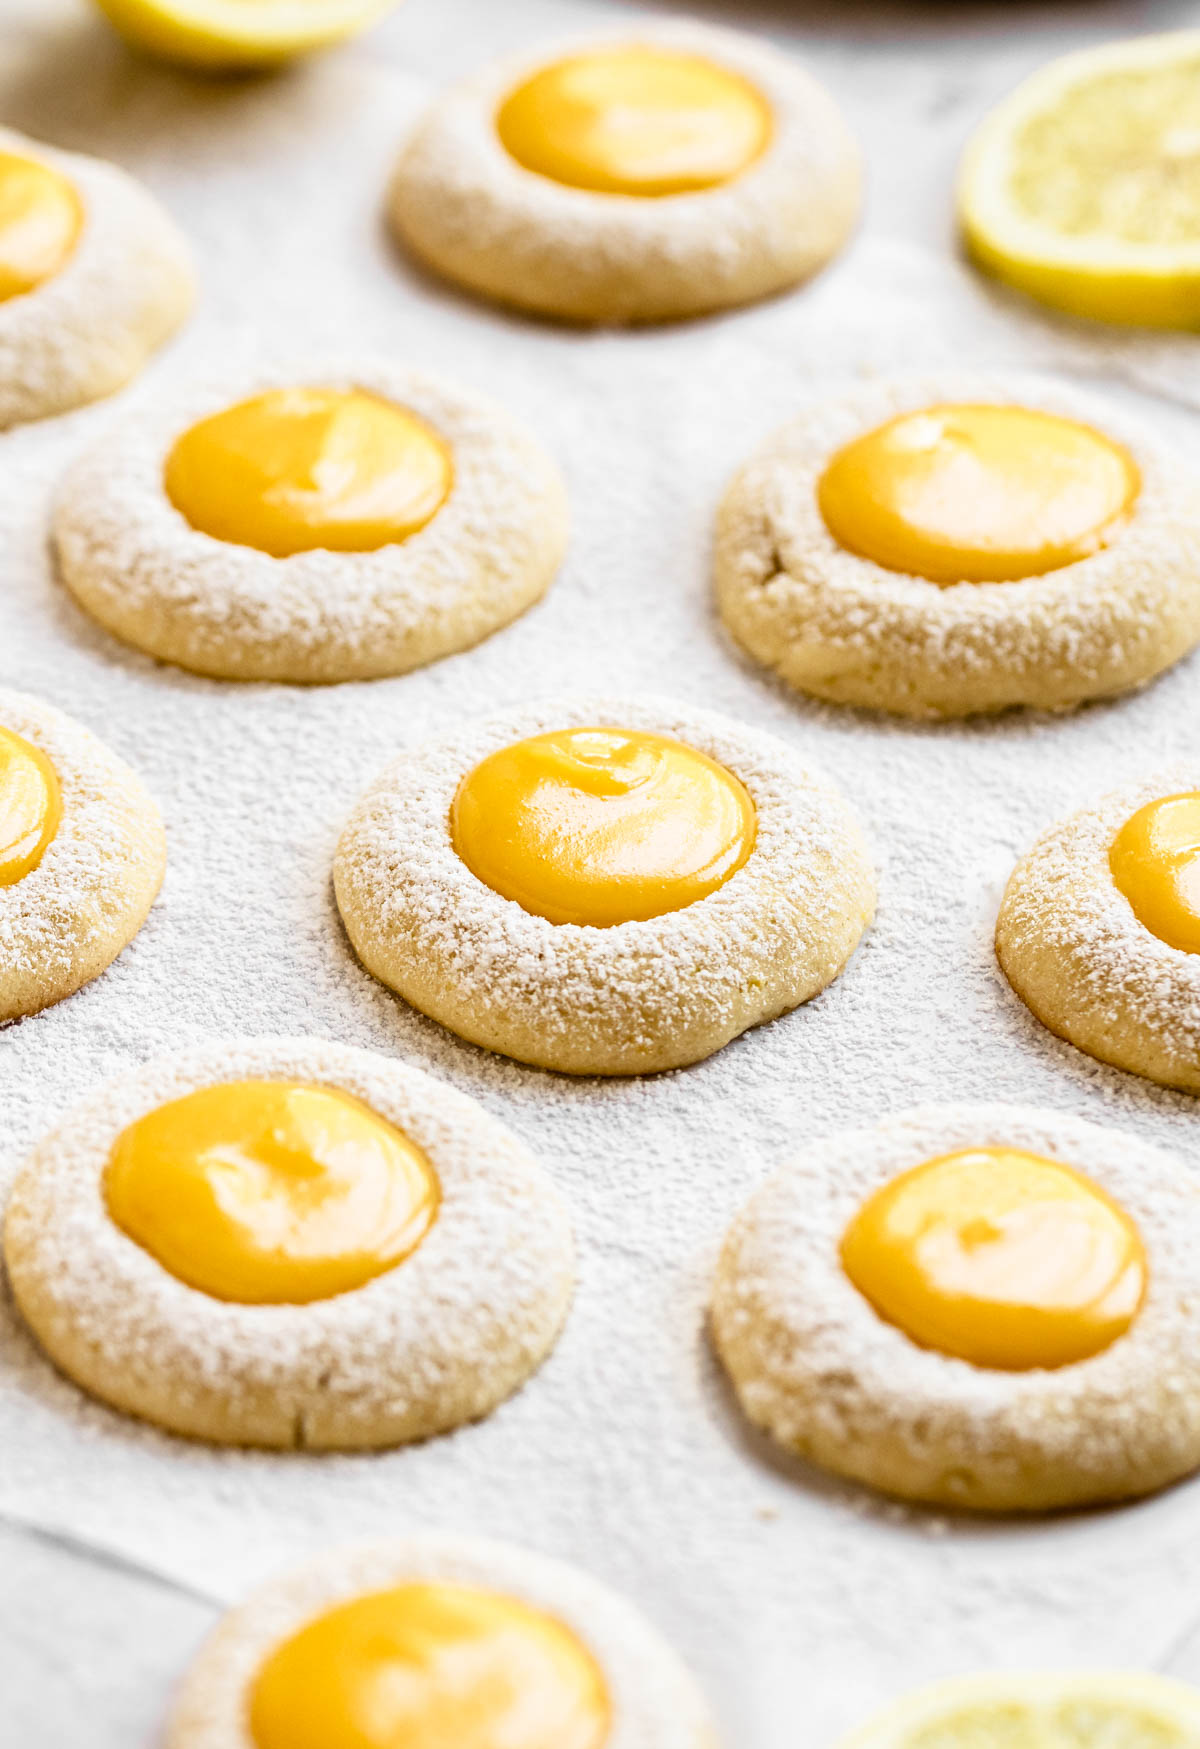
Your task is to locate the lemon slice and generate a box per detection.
[92,0,397,70]
[959,31,1200,327]
[839,1671,1200,1749]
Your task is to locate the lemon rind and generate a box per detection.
[93,0,395,68]
[839,1669,1200,1748]
[958,30,1200,326]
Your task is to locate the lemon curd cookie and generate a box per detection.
[996,772,1200,1092]
[167,1536,717,1749]
[0,127,192,427]
[388,21,861,325]
[0,688,164,1021]
[838,1671,1200,1749]
[334,698,875,1076]
[712,1104,1200,1511]
[715,375,1200,719]
[3,1039,574,1447]
[53,365,568,683]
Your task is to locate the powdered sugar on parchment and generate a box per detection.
[6,4,1200,1746]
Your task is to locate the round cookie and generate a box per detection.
[0,687,164,1020]
[333,697,876,1076]
[0,127,192,427]
[166,1535,717,1749]
[712,1104,1200,1512]
[388,21,861,325]
[53,364,568,683]
[996,771,1200,1092]
[3,1038,575,1448]
[715,374,1200,719]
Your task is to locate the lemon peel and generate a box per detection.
[839,1670,1200,1749]
[959,31,1200,328]
[92,0,397,72]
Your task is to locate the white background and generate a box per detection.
[4,0,1200,1743]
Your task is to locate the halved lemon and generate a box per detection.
[91,0,398,71]
[959,31,1200,327]
[839,1671,1200,1749]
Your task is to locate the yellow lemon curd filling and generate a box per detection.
[104,1080,439,1305]
[495,45,772,197]
[0,152,82,303]
[0,726,62,887]
[817,403,1140,584]
[1110,792,1200,953]
[249,1581,610,1749]
[840,1146,1146,1370]
[163,387,453,558]
[450,726,756,927]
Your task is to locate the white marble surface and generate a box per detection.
[6,1,1200,1744]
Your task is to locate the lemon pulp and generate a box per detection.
[838,1671,1200,1749]
[92,0,394,72]
[960,33,1200,327]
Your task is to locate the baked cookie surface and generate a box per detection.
[333,697,876,1075]
[712,1104,1200,1512]
[3,1038,574,1448]
[389,21,861,325]
[53,364,567,683]
[0,687,164,1021]
[0,127,192,427]
[715,374,1200,718]
[997,772,1200,1091]
[167,1536,716,1749]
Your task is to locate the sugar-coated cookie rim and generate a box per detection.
[3,1038,575,1448]
[715,372,1200,718]
[712,1103,1200,1511]
[333,695,877,1075]
[167,1535,717,1749]
[388,19,861,323]
[52,360,568,682]
[0,126,193,427]
[996,770,1200,1089]
[0,687,165,1020]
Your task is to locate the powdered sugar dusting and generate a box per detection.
[168,1534,716,1749]
[716,373,1200,718]
[0,686,164,1016]
[390,18,860,324]
[4,1037,575,1448]
[714,1102,1200,1511]
[334,695,875,1073]
[997,771,1200,1089]
[0,125,192,428]
[53,361,568,681]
